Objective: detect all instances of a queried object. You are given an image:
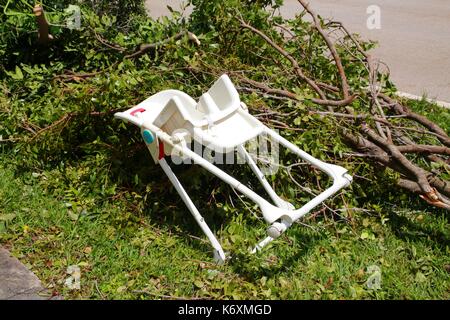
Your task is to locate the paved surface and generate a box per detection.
[145,0,450,102]
[0,247,47,300]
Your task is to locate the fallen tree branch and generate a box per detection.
[310,110,391,126]
[297,0,350,99]
[28,110,122,142]
[33,5,53,45]
[30,113,74,142]
[391,125,450,142]
[54,69,108,82]
[427,154,450,166]
[398,179,450,210]
[362,124,435,195]
[396,144,450,156]
[379,93,450,147]
[238,17,327,100]
[343,130,450,202]
[54,31,200,82]
[124,31,200,59]
[93,28,127,52]
[237,74,356,107]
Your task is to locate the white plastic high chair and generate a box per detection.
[115,74,352,263]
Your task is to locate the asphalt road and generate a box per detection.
[145,0,450,102]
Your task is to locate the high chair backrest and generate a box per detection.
[196,74,240,121]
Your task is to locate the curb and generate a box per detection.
[394,91,450,109]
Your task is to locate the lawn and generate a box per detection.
[1,99,449,299]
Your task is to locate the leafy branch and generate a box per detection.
[233,1,450,209]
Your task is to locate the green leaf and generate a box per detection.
[0,214,16,222]
[14,66,24,79]
[360,231,369,240]
[68,210,79,221]
[415,272,427,283]
[6,66,23,80]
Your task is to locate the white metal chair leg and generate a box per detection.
[237,145,294,210]
[251,236,275,253]
[143,125,351,259]
[158,158,226,264]
[150,123,350,220]
[264,127,353,223]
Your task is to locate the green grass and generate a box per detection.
[1,154,449,299]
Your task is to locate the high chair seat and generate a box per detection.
[118,75,265,151]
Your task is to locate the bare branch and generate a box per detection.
[310,110,391,125]
[124,31,200,59]
[379,93,450,147]
[297,0,350,98]
[237,75,355,107]
[362,124,435,195]
[396,144,450,156]
[398,179,450,209]
[238,17,327,100]
[33,5,53,45]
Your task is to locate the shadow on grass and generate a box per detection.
[226,228,325,281]
[386,209,449,251]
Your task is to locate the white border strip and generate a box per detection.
[394,91,450,109]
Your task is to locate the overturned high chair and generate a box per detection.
[115,74,352,263]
